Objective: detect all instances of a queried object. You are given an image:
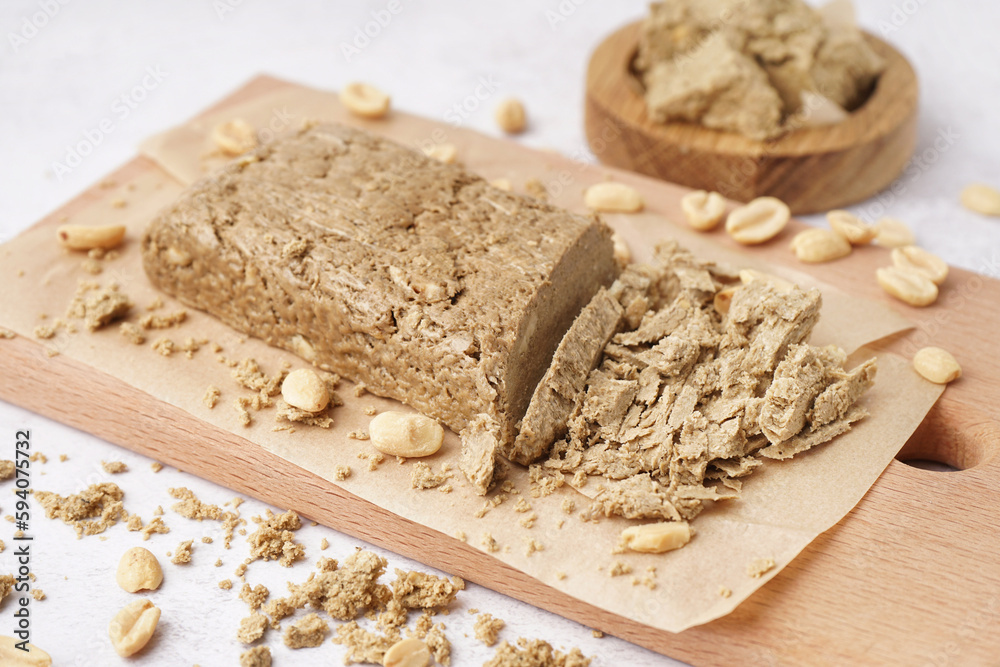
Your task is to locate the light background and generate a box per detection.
[1,1,998,665]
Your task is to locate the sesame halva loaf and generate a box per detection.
[142,122,619,445]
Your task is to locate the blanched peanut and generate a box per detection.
[827,210,875,245]
[109,599,161,657]
[422,143,458,164]
[584,182,645,213]
[873,217,915,248]
[495,98,527,134]
[57,224,126,251]
[790,228,852,263]
[383,638,431,667]
[0,636,52,666]
[913,347,962,384]
[960,183,1000,216]
[680,190,727,231]
[611,232,631,267]
[620,521,691,554]
[212,118,258,155]
[725,196,790,244]
[891,246,948,285]
[489,178,512,191]
[713,287,737,315]
[369,411,443,457]
[876,266,938,307]
[738,268,795,292]
[340,82,391,119]
[281,369,330,413]
[116,547,163,593]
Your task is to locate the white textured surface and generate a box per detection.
[0,1,998,665]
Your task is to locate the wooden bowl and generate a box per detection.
[584,21,919,215]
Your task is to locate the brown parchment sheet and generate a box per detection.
[0,81,942,633]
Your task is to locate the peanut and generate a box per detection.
[738,268,795,292]
[340,82,391,119]
[680,190,727,231]
[790,228,852,263]
[116,547,163,593]
[725,196,790,244]
[109,599,161,657]
[212,118,257,155]
[583,182,644,213]
[912,347,962,384]
[960,183,1000,216]
[489,178,512,192]
[281,369,330,413]
[494,98,527,134]
[0,636,52,666]
[873,217,915,248]
[620,521,691,554]
[611,232,631,267]
[891,246,949,285]
[713,287,737,315]
[369,411,443,457]
[56,224,126,251]
[422,143,458,164]
[383,638,431,667]
[876,266,938,307]
[827,210,875,245]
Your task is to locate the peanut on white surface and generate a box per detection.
[109,599,161,658]
[369,411,443,457]
[211,118,257,155]
[494,98,527,134]
[876,266,939,307]
[725,196,790,244]
[116,547,163,593]
[790,228,852,263]
[891,246,949,285]
[827,209,875,245]
[340,82,391,119]
[281,368,330,413]
[874,217,915,248]
[620,522,691,554]
[960,183,1000,216]
[583,182,645,213]
[680,190,727,231]
[57,224,126,251]
[0,636,52,666]
[383,638,431,667]
[912,347,962,384]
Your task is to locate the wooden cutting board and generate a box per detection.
[2,76,998,666]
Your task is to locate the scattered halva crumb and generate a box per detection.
[238,613,268,644]
[203,385,221,409]
[283,612,329,649]
[484,638,591,667]
[247,509,304,567]
[34,483,125,538]
[171,539,194,564]
[474,613,506,647]
[101,460,128,474]
[747,557,776,578]
[239,646,271,667]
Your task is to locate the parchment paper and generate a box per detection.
[0,80,942,633]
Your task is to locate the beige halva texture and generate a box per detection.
[143,121,875,521]
[143,121,619,487]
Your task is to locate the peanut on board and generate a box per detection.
[620,521,691,554]
[790,228,852,263]
[422,143,458,164]
[826,209,875,245]
[891,245,949,285]
[913,347,962,384]
[873,217,915,248]
[109,599,161,658]
[876,266,938,307]
[383,637,431,667]
[0,636,52,666]
[116,547,163,593]
[369,411,443,457]
[725,196,790,244]
[489,178,512,192]
[340,82,391,119]
[739,268,795,292]
[57,224,126,251]
[680,190,727,231]
[281,368,330,413]
[611,232,631,268]
[494,98,527,134]
[583,182,645,213]
[960,183,1000,216]
[212,118,257,156]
